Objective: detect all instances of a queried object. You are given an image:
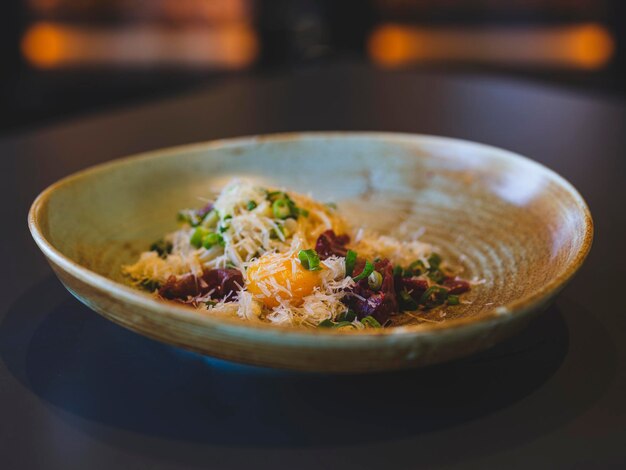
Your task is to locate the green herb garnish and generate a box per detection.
[361,316,382,328]
[352,260,374,282]
[139,279,160,292]
[419,286,449,307]
[149,239,172,258]
[200,210,219,228]
[336,310,356,322]
[399,290,418,311]
[317,319,355,329]
[177,209,202,227]
[202,232,224,249]
[408,259,426,276]
[272,198,292,219]
[428,270,445,283]
[298,249,322,271]
[345,250,357,277]
[427,253,442,271]
[267,191,285,201]
[190,227,210,248]
[367,270,383,291]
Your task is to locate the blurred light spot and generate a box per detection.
[369,23,614,70]
[21,22,65,69]
[21,22,258,69]
[28,0,251,23]
[162,0,250,23]
[572,24,613,69]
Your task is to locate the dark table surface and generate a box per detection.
[1,64,625,469]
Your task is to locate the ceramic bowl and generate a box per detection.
[28,132,592,372]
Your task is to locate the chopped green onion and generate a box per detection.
[267,191,285,202]
[399,290,418,311]
[368,270,383,291]
[298,249,322,271]
[318,319,356,329]
[272,198,292,219]
[361,316,382,328]
[428,270,445,283]
[202,232,224,249]
[325,202,338,210]
[352,260,374,282]
[427,253,442,271]
[149,239,172,258]
[246,200,257,211]
[267,191,305,219]
[190,227,210,248]
[408,260,426,276]
[337,310,356,322]
[217,214,232,233]
[419,286,449,306]
[269,225,283,239]
[139,279,160,292]
[200,210,219,228]
[447,295,460,305]
[345,250,357,277]
[177,209,202,227]
[280,222,294,238]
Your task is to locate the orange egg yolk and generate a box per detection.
[246,253,322,308]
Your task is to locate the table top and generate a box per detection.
[1,63,625,469]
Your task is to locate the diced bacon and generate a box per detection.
[344,258,398,324]
[159,268,243,301]
[443,277,471,294]
[315,230,350,259]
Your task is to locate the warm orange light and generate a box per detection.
[368,25,413,67]
[368,23,614,70]
[21,21,258,69]
[213,23,259,67]
[163,0,250,23]
[21,22,66,68]
[572,24,613,69]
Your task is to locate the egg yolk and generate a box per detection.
[246,253,322,308]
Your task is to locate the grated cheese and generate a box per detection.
[124,178,439,328]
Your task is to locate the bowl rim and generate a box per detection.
[28,131,593,341]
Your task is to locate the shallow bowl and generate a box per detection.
[28,132,592,372]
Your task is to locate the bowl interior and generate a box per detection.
[36,133,591,325]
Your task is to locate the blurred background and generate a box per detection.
[1,0,624,134]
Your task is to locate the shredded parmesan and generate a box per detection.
[123,179,440,327]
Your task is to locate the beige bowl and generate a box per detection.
[28,132,592,372]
